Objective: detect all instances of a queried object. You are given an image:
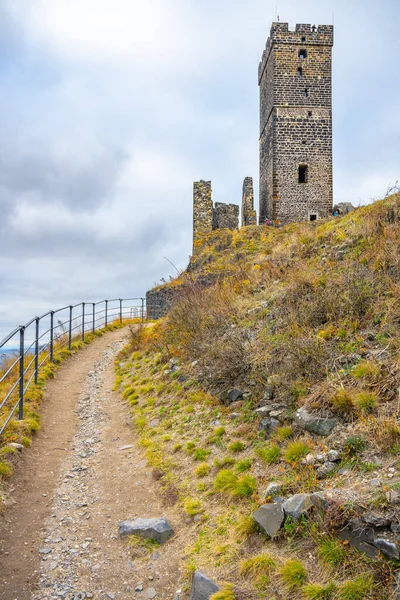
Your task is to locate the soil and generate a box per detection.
[0,328,184,600]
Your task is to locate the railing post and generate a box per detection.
[18,327,25,420]
[68,306,73,351]
[82,303,85,341]
[119,299,123,324]
[34,317,39,385]
[141,298,145,322]
[105,300,108,328]
[92,303,96,333]
[49,311,54,362]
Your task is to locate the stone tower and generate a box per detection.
[259,23,334,224]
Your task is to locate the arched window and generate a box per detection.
[298,67,303,77]
[299,49,307,59]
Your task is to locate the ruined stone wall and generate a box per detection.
[259,23,334,224]
[241,177,257,226]
[213,203,239,230]
[193,181,213,252]
[146,286,182,320]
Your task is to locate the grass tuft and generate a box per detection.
[280,559,307,589]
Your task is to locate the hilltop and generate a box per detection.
[117,194,400,599]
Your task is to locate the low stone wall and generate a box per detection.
[146,286,182,320]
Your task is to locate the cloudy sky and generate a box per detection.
[0,0,399,341]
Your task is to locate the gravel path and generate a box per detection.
[0,329,183,600]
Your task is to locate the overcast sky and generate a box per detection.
[0,0,399,341]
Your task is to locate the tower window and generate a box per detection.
[299,49,307,59]
[297,67,302,77]
[298,164,308,183]
[301,36,306,42]
[308,111,313,117]
[304,88,309,97]
[309,213,317,221]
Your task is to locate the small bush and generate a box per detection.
[256,444,281,464]
[343,436,366,457]
[235,458,252,473]
[214,426,226,437]
[330,389,355,415]
[280,559,307,589]
[284,441,310,463]
[0,461,12,478]
[351,360,380,380]
[193,448,210,461]
[214,470,256,498]
[210,587,236,600]
[235,515,259,537]
[184,497,204,516]
[317,536,347,567]
[302,582,336,600]
[195,463,210,477]
[228,441,246,453]
[337,575,374,600]
[354,391,377,414]
[214,456,236,470]
[275,425,293,440]
[239,553,276,577]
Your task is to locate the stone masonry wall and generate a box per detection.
[213,202,239,230]
[193,180,213,253]
[241,177,257,226]
[259,22,334,224]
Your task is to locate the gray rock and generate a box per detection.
[386,490,400,505]
[39,548,52,555]
[225,389,243,404]
[252,503,285,537]
[264,482,282,499]
[316,461,336,479]
[327,450,340,462]
[144,589,157,599]
[310,492,329,514]
[254,407,270,416]
[189,571,219,600]
[338,527,380,559]
[119,517,174,544]
[261,385,275,403]
[282,494,313,520]
[8,442,24,451]
[259,417,280,437]
[293,407,337,436]
[374,536,400,560]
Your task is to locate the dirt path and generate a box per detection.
[0,329,183,600]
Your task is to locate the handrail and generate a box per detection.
[0,296,148,438]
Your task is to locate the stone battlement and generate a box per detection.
[258,23,334,83]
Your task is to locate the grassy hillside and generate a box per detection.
[117,194,400,599]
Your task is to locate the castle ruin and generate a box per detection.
[259,22,334,224]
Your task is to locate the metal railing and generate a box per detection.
[0,297,146,437]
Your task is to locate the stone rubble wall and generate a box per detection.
[193,180,213,253]
[213,202,239,230]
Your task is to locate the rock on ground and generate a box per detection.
[119,517,174,544]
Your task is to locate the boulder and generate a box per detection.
[225,389,243,404]
[261,385,275,403]
[293,407,337,436]
[316,461,336,479]
[119,517,174,544]
[374,536,400,560]
[386,490,400,505]
[338,526,379,559]
[189,571,219,600]
[282,494,313,520]
[259,417,280,437]
[252,503,285,537]
[327,449,341,462]
[264,482,283,499]
[310,491,330,514]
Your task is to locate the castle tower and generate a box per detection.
[259,23,334,224]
